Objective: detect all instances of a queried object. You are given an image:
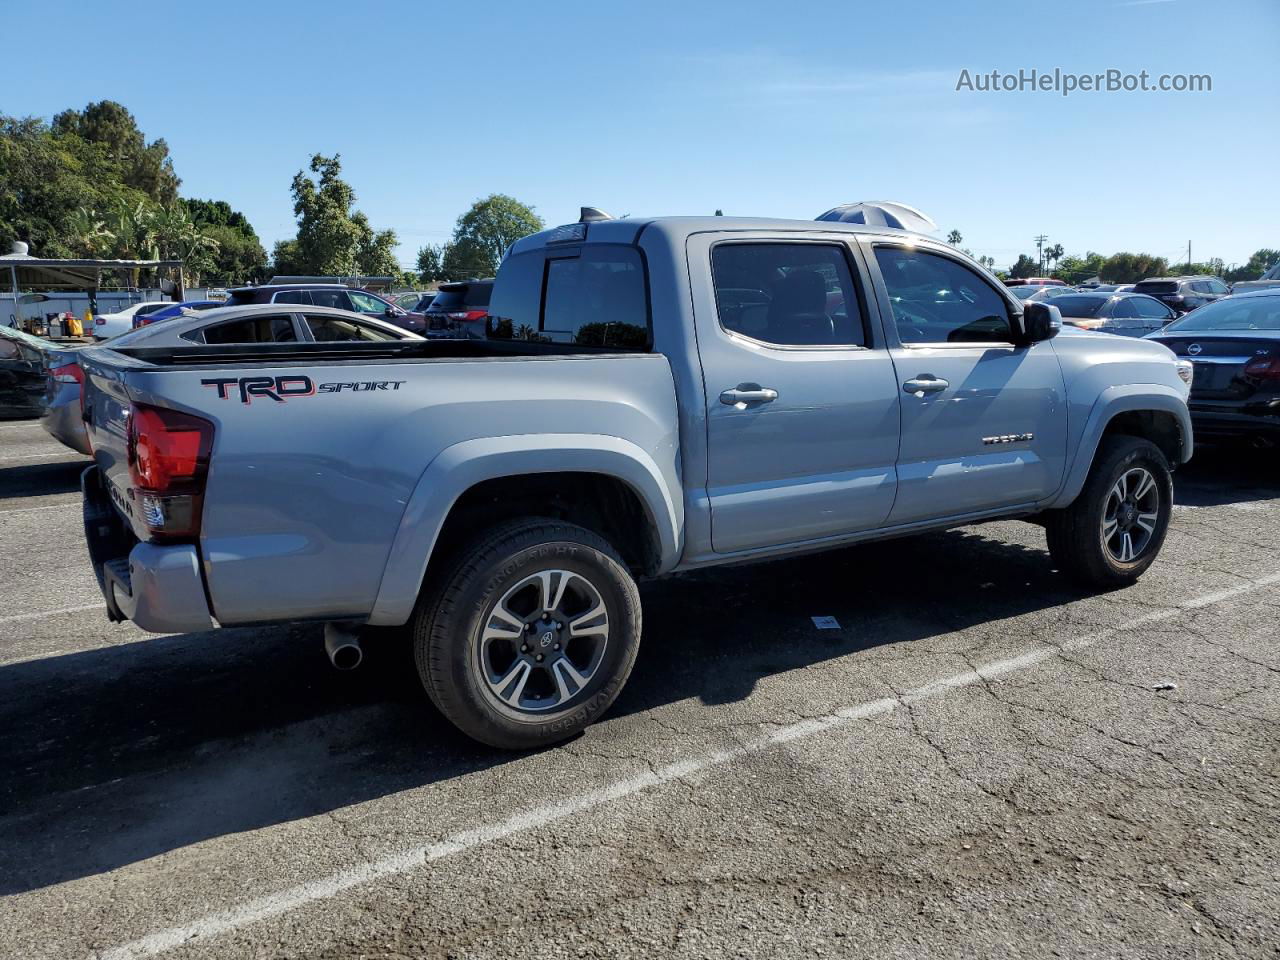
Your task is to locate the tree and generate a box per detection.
[1009,254,1039,279]
[352,211,400,276]
[444,194,543,279]
[1045,243,1064,271]
[1055,251,1106,284]
[52,100,180,205]
[1224,249,1280,283]
[714,209,724,216]
[946,229,963,246]
[416,244,447,283]
[279,153,399,278]
[1100,252,1169,283]
[183,198,267,283]
[270,238,305,277]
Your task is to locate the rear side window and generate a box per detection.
[198,314,298,344]
[712,242,865,347]
[272,290,312,305]
[1135,281,1178,294]
[309,290,351,310]
[304,315,397,342]
[1132,297,1172,319]
[1050,295,1109,318]
[1111,299,1139,319]
[541,247,648,348]
[488,246,650,350]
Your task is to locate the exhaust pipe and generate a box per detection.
[324,622,363,670]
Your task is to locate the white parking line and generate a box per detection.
[0,501,80,516]
[0,451,86,462]
[91,570,1280,960]
[0,602,104,625]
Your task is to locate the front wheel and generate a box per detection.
[412,519,642,749]
[1045,436,1173,588]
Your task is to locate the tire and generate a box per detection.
[1045,435,1173,589]
[412,519,642,750]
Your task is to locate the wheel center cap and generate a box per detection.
[530,618,559,650]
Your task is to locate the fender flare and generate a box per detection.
[367,433,683,625]
[1049,383,1193,509]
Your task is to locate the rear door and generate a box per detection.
[689,232,902,554]
[865,241,1068,525]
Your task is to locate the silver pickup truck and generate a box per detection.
[78,214,1194,748]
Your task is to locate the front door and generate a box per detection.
[691,236,902,554]
[867,243,1068,526]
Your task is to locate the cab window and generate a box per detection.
[711,242,866,347]
[874,248,1013,344]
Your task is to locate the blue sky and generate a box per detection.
[6,0,1278,271]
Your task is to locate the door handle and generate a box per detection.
[720,383,779,407]
[902,375,949,396]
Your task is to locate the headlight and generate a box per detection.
[1175,359,1193,387]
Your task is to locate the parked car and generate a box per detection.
[223,284,412,329]
[1004,277,1067,287]
[1010,285,1076,302]
[42,306,420,455]
[422,280,493,338]
[132,300,223,329]
[390,292,428,310]
[106,303,422,348]
[1084,284,1134,293]
[1132,277,1230,315]
[77,213,1192,749]
[93,301,170,339]
[42,346,90,454]
[1230,261,1280,295]
[1051,292,1180,337]
[1145,289,1280,445]
[0,325,55,418]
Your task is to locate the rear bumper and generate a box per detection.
[40,389,91,455]
[1189,405,1280,440]
[82,465,215,634]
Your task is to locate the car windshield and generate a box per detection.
[1049,295,1110,318]
[1163,297,1280,331]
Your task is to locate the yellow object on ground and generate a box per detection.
[69,312,86,337]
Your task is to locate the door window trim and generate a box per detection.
[868,241,1021,349]
[708,238,874,352]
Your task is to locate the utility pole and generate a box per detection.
[1187,240,1192,273]
[1034,235,1048,274]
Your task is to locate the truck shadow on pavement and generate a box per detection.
[0,452,1274,894]
[0,459,88,502]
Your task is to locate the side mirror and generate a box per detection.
[1020,301,1061,343]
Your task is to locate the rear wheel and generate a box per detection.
[412,519,641,749]
[1046,436,1173,588]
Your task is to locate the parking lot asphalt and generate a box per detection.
[1,419,1277,960]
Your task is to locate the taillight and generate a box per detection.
[1244,355,1280,380]
[50,362,83,386]
[446,310,488,322]
[95,315,105,326]
[126,404,214,539]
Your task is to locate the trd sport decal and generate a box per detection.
[200,376,406,404]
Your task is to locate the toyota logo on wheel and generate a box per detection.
[1188,343,1202,356]
[540,631,555,647]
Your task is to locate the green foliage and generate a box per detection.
[1054,252,1105,284]
[52,100,180,205]
[416,244,446,284]
[0,103,263,286]
[443,194,544,279]
[1225,249,1280,283]
[275,154,399,278]
[946,229,963,246]
[1009,254,1039,279]
[1099,252,1169,283]
[183,198,267,283]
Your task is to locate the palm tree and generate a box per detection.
[64,207,115,257]
[947,229,963,246]
[1046,243,1065,273]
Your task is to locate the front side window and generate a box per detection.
[1132,296,1173,319]
[347,290,389,315]
[540,246,649,349]
[199,314,297,344]
[304,315,397,342]
[711,242,865,347]
[874,247,1013,344]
